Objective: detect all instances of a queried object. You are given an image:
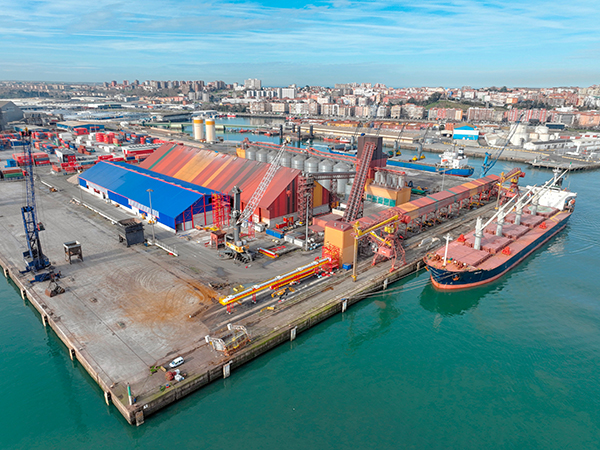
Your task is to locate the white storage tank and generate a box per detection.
[292,154,306,171]
[280,152,292,168]
[304,156,320,174]
[256,148,268,163]
[345,181,353,197]
[267,150,277,164]
[193,118,205,141]
[334,162,350,196]
[205,119,216,143]
[245,146,257,161]
[318,159,334,190]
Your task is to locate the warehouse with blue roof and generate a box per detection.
[453,123,479,141]
[78,161,220,232]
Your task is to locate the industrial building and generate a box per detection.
[452,123,479,141]
[0,101,24,130]
[57,121,105,132]
[140,144,332,226]
[79,161,219,232]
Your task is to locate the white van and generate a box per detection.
[169,356,184,368]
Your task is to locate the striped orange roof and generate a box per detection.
[141,144,301,209]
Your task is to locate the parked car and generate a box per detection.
[169,356,184,368]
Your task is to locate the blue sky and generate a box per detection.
[1,0,599,87]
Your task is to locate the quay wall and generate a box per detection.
[0,243,424,426]
[130,256,424,424]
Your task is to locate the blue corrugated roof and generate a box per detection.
[79,161,219,218]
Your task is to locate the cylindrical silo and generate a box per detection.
[256,148,268,163]
[397,173,406,188]
[334,161,350,196]
[292,154,306,171]
[246,146,257,161]
[304,156,320,174]
[193,118,205,141]
[205,119,216,143]
[267,150,277,164]
[318,159,334,191]
[280,152,292,168]
[345,182,353,197]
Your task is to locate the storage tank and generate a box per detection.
[318,159,334,190]
[334,162,350,196]
[280,152,292,168]
[510,123,528,146]
[256,148,268,163]
[205,119,216,143]
[292,154,306,171]
[267,150,278,164]
[345,181,353,197]
[245,146,257,161]
[536,125,550,142]
[193,118,205,141]
[304,156,320,174]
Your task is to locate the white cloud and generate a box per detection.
[1,0,600,84]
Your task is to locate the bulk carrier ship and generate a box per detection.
[424,169,576,289]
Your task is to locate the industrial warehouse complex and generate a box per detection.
[0,111,593,427]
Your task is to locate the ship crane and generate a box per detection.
[392,121,408,156]
[20,129,51,274]
[413,125,431,161]
[473,169,569,251]
[481,113,525,176]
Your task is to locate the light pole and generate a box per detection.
[441,168,447,191]
[147,189,155,244]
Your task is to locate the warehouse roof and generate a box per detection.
[141,144,302,209]
[79,161,219,218]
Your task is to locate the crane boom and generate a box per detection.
[20,129,50,272]
[238,142,287,224]
[481,113,525,176]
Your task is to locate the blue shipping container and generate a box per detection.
[266,229,284,239]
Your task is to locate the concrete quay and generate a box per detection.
[0,169,498,426]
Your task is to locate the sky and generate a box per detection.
[1,0,600,87]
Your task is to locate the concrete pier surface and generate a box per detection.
[0,169,498,425]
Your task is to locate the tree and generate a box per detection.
[429,92,442,103]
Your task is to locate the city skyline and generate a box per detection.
[2,0,600,87]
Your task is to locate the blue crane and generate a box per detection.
[481,113,525,177]
[20,129,50,274]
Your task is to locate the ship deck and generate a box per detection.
[426,209,571,272]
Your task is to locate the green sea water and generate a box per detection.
[2,164,599,450]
